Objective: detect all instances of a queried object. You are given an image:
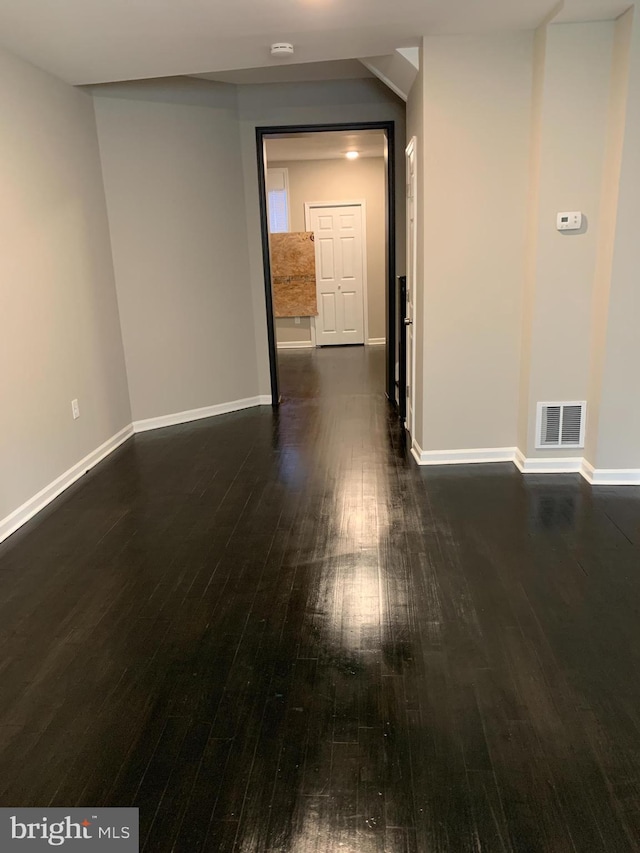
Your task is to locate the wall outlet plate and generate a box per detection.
[71,399,80,419]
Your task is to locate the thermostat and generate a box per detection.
[557,211,582,231]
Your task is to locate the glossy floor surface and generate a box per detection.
[2,346,640,851]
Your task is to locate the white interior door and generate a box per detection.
[405,139,417,437]
[307,203,365,346]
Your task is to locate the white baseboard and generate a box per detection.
[0,394,276,546]
[515,451,640,484]
[277,340,314,350]
[410,439,423,465]
[367,338,386,346]
[411,440,517,466]
[581,460,640,486]
[6,402,638,549]
[0,424,134,546]
[514,449,583,474]
[133,395,271,432]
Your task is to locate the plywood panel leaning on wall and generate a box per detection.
[270,232,318,318]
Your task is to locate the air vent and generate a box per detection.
[536,401,586,449]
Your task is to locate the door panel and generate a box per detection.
[320,292,337,334]
[341,237,356,279]
[319,239,335,280]
[342,291,358,332]
[309,204,365,346]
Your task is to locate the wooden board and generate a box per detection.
[270,232,318,318]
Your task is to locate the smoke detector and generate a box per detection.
[271,43,294,57]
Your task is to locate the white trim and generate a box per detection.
[407,441,640,485]
[405,136,418,439]
[0,396,277,546]
[513,448,526,472]
[410,438,423,466]
[0,424,134,545]
[411,440,517,466]
[581,460,640,486]
[5,414,638,551]
[367,337,386,346]
[277,340,314,350]
[514,449,582,474]
[133,396,270,432]
[516,451,640,483]
[304,200,369,347]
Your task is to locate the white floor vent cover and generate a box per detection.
[536,401,586,449]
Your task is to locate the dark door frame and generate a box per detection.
[398,275,407,420]
[255,121,397,406]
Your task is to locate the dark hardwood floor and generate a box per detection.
[2,344,640,851]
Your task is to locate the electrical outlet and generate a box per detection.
[71,399,80,420]
[294,316,301,325]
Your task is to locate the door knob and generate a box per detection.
[404,317,413,325]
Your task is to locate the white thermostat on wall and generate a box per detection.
[557,211,582,231]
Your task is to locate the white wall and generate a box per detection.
[237,78,406,395]
[594,8,640,470]
[517,25,547,452]
[521,22,615,459]
[410,18,640,476]
[93,80,260,422]
[585,10,633,465]
[269,156,387,344]
[416,33,533,453]
[0,45,131,534]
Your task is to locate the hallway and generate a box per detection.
[1,345,640,850]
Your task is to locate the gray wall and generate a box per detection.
[1,72,407,537]
[0,45,130,528]
[237,78,406,395]
[93,80,259,422]
[270,156,387,345]
[91,77,404,420]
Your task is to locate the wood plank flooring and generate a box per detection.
[2,344,640,851]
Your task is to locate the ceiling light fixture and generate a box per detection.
[345,151,359,160]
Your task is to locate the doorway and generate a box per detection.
[256,122,397,405]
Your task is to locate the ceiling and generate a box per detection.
[265,130,387,162]
[196,59,373,86]
[0,0,631,86]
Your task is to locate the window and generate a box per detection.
[267,168,290,233]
